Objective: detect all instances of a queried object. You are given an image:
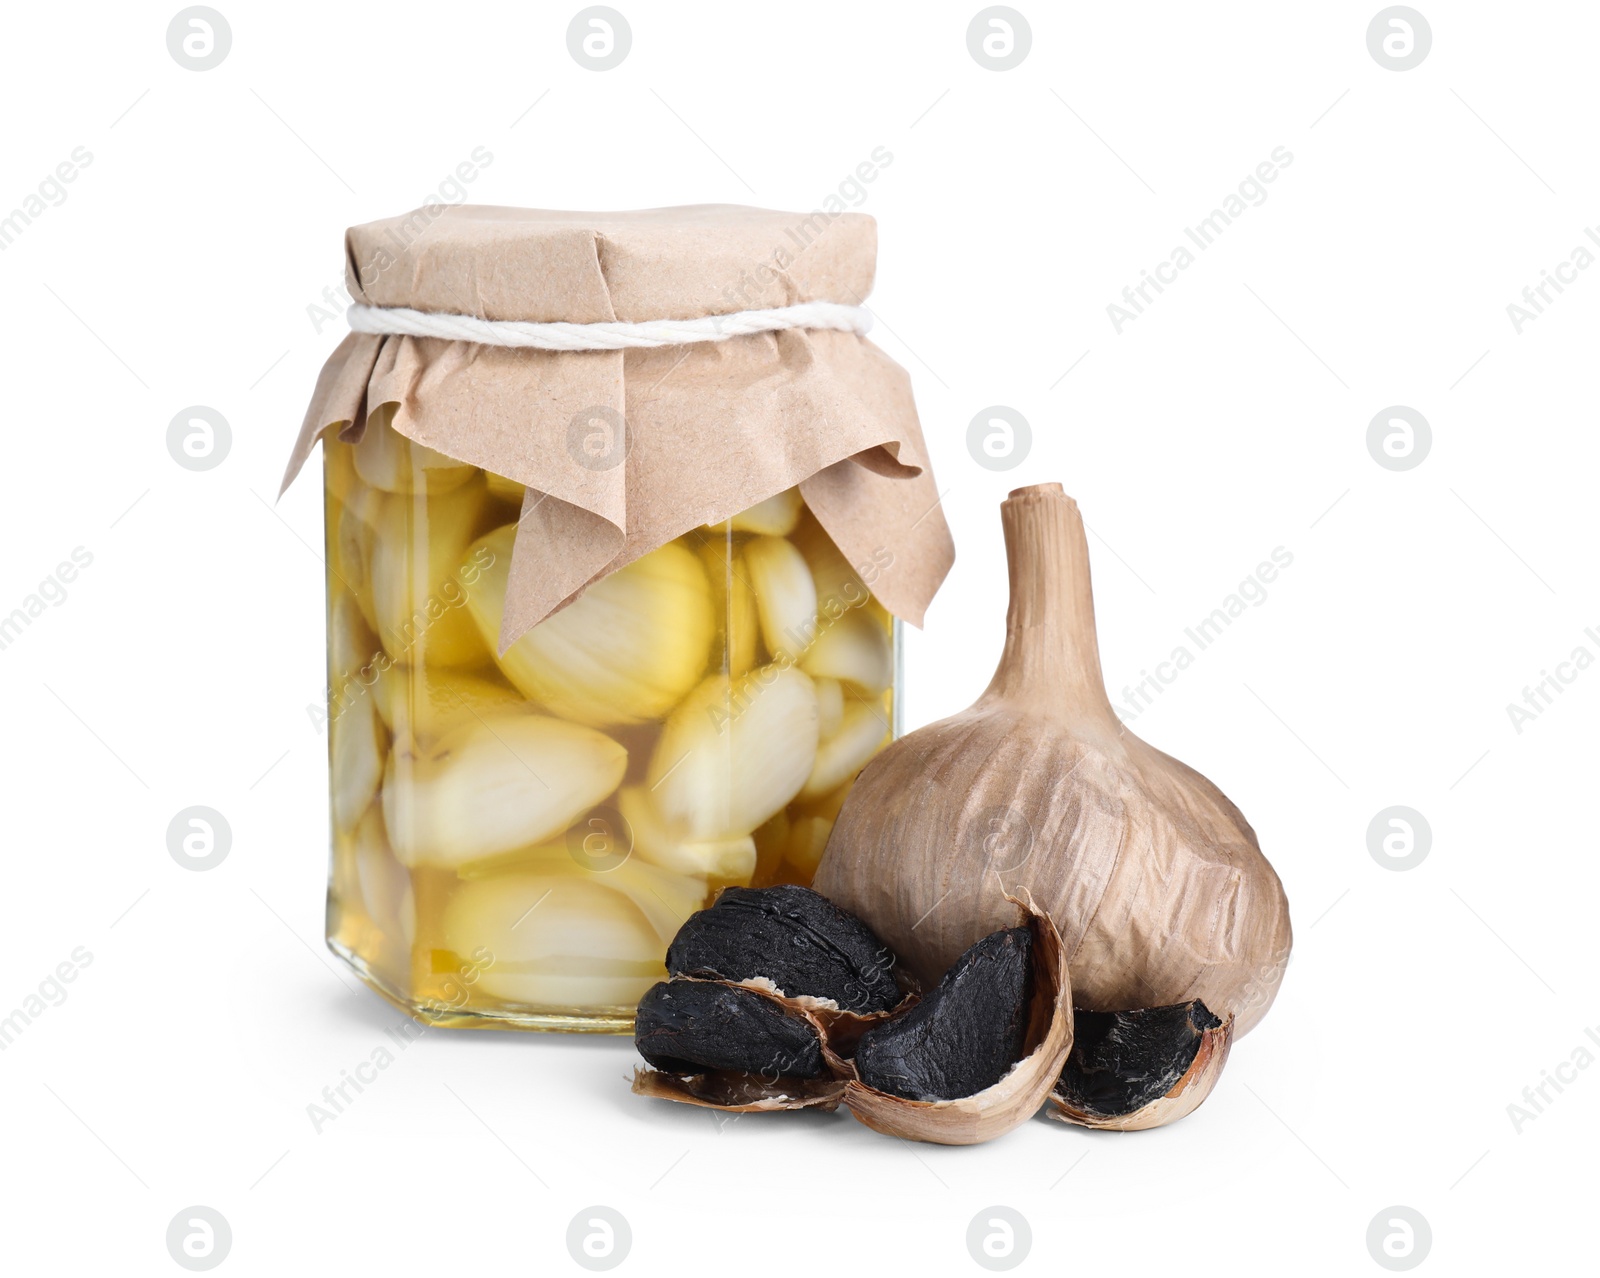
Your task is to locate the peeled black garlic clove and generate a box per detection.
[634,980,826,1079]
[817,484,1291,1037]
[1047,1000,1233,1132]
[839,898,1074,1146]
[854,928,1033,1101]
[666,885,903,1014]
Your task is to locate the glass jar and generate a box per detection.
[323,411,898,1032]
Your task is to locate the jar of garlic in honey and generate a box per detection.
[284,205,953,1030]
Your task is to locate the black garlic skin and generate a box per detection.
[634,981,825,1078]
[854,927,1032,1101]
[1055,1001,1223,1119]
[666,885,901,1013]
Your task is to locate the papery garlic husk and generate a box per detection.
[696,539,760,679]
[705,487,804,537]
[353,404,476,494]
[369,478,493,667]
[373,661,524,745]
[646,665,819,840]
[801,608,893,695]
[441,870,663,1009]
[616,785,757,887]
[467,526,714,727]
[1046,1001,1232,1132]
[816,484,1292,1037]
[743,535,818,661]
[837,897,1073,1146]
[383,712,627,868]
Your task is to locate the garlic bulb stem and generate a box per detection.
[987,484,1117,728]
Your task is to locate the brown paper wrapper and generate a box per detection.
[283,204,954,646]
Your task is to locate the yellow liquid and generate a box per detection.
[323,416,896,1031]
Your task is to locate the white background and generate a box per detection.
[2,1,1595,1273]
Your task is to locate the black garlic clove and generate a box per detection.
[1047,1000,1233,1132]
[838,899,1075,1146]
[665,885,902,1014]
[634,980,825,1079]
[854,927,1033,1101]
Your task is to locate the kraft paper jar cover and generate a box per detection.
[283,204,955,648]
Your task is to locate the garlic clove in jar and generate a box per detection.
[696,539,760,679]
[839,900,1073,1146]
[801,608,893,696]
[467,526,714,727]
[816,484,1292,1038]
[324,436,361,505]
[617,786,757,887]
[751,809,791,886]
[791,513,874,617]
[454,838,707,946]
[782,816,833,877]
[1046,1000,1232,1132]
[703,488,804,537]
[329,808,365,927]
[441,871,663,1009]
[328,590,383,693]
[383,712,627,869]
[814,677,845,739]
[353,404,476,494]
[354,804,416,948]
[743,535,818,661]
[373,662,525,745]
[793,777,853,824]
[369,479,493,668]
[330,691,386,834]
[600,857,708,944]
[800,699,889,801]
[646,665,819,841]
[330,480,383,630]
